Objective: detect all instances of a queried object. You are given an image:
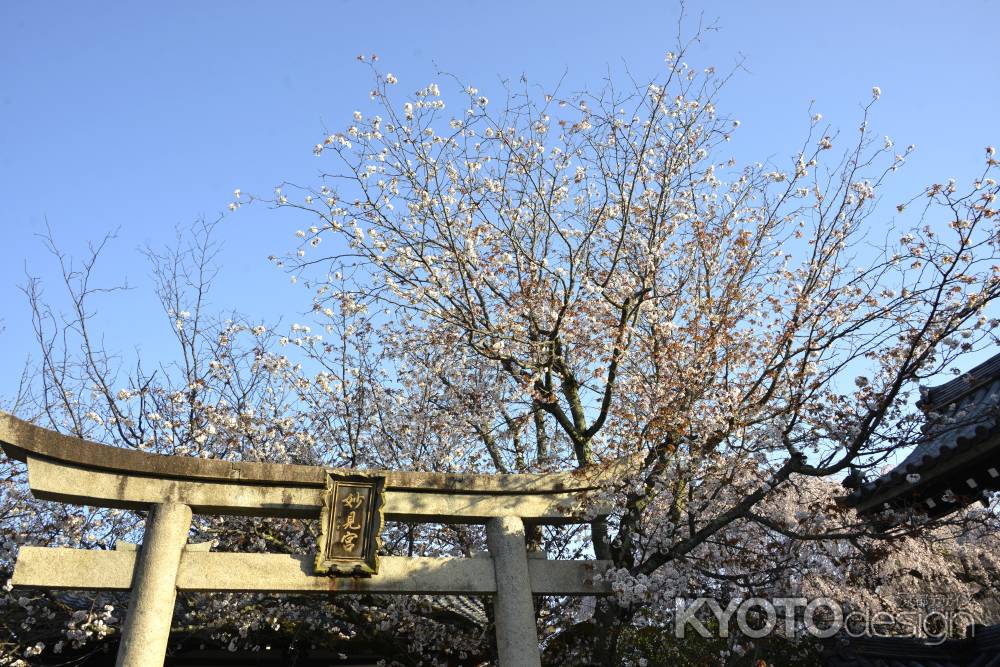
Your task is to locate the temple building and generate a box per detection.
[827,353,1000,666]
[843,352,1000,518]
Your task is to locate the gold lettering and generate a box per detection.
[342,511,362,531]
[343,491,365,509]
[340,531,359,551]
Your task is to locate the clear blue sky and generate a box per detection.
[1,0,998,402]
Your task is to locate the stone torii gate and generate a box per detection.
[1,413,618,666]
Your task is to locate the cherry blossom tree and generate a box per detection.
[0,222,491,665]
[257,38,1000,661]
[5,30,1000,665]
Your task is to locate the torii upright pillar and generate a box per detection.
[116,502,192,667]
[487,515,543,667]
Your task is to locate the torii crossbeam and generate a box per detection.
[1,413,619,666]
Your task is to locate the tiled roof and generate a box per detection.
[920,354,1000,411]
[896,381,1000,473]
[413,594,488,626]
[843,352,1000,511]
